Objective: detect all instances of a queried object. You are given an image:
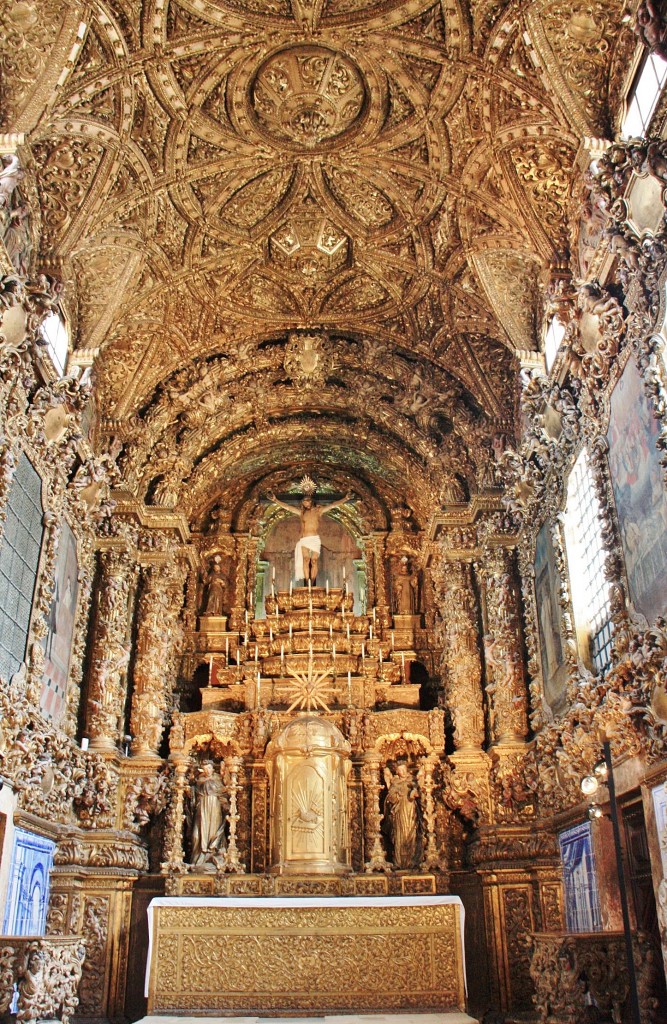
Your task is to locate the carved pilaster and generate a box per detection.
[162,758,190,876]
[229,533,251,630]
[370,532,389,620]
[86,548,136,752]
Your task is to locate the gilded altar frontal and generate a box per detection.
[3,0,667,1021]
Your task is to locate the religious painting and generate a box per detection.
[652,781,667,878]
[558,822,602,933]
[607,355,667,622]
[534,522,567,717]
[40,521,78,725]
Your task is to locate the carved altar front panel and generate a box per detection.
[147,896,466,1014]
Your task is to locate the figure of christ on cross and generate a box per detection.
[267,487,354,585]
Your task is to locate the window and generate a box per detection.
[621,52,667,139]
[564,449,614,674]
[544,316,566,372]
[40,312,68,376]
[0,453,44,681]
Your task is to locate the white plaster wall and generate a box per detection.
[0,783,18,932]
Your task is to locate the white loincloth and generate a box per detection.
[295,535,321,579]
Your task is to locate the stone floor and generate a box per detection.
[136,1016,478,1024]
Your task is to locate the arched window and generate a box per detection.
[621,52,667,139]
[0,453,44,681]
[564,449,613,674]
[544,316,566,372]
[40,311,69,377]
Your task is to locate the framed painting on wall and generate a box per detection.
[607,356,667,622]
[40,521,78,724]
[534,521,568,717]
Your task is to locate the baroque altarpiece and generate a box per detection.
[3,0,667,1020]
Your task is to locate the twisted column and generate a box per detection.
[222,755,245,874]
[482,547,528,744]
[161,758,189,874]
[434,558,485,750]
[130,562,185,757]
[86,548,136,752]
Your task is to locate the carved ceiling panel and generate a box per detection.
[1,0,631,523]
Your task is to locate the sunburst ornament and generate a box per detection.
[281,649,336,713]
[299,474,317,497]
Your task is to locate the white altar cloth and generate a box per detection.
[145,895,467,999]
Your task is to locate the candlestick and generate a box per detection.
[378,646,382,665]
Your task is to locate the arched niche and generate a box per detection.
[257,515,363,616]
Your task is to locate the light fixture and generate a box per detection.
[593,758,608,779]
[588,804,603,820]
[581,775,599,797]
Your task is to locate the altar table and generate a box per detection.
[146,895,467,1015]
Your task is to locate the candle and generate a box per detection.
[309,618,313,636]
[289,580,293,596]
[329,624,333,639]
[326,579,329,595]
[343,565,346,580]
[308,578,312,591]
[347,670,352,704]
[256,671,261,708]
[244,631,248,645]
[236,649,240,667]
[361,642,365,661]
[372,606,377,623]
[254,645,258,664]
[225,636,230,662]
[391,631,395,650]
[369,624,373,640]
[332,643,336,664]
[401,652,405,673]
[378,646,383,665]
[272,566,276,581]
[81,737,89,751]
[281,642,285,664]
[289,623,293,640]
[269,626,273,642]
[275,603,279,621]
[209,654,214,679]
[245,609,249,625]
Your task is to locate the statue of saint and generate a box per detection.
[394,557,418,615]
[189,762,229,868]
[267,478,353,584]
[383,762,422,870]
[202,558,226,616]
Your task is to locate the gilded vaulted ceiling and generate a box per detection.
[0,0,635,522]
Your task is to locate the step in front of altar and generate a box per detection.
[146,896,468,1016]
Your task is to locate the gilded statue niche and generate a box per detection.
[266,714,351,874]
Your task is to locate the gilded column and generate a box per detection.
[434,559,484,750]
[229,533,251,630]
[371,532,389,621]
[362,755,389,873]
[482,546,528,744]
[86,548,136,752]
[162,758,190,875]
[130,561,186,758]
